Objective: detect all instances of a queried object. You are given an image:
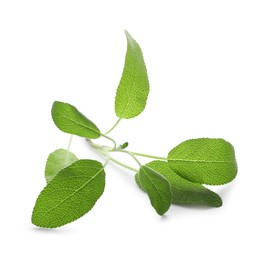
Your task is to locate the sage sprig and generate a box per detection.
[32,31,237,228]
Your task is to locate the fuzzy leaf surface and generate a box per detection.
[115,31,150,119]
[51,101,101,139]
[32,160,105,228]
[45,149,78,183]
[138,165,172,215]
[168,138,237,185]
[136,161,222,207]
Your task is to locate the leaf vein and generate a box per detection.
[44,167,104,215]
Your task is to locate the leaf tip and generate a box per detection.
[124,29,131,38]
[213,195,223,208]
[155,207,169,216]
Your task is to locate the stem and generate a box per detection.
[86,136,166,172]
[86,138,137,172]
[86,138,108,150]
[124,150,168,161]
[114,149,142,167]
[103,157,110,168]
[108,156,138,172]
[105,118,122,134]
[96,148,138,172]
[101,134,117,149]
[67,135,73,151]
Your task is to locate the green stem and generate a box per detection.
[100,134,117,149]
[86,139,137,172]
[105,118,122,134]
[108,156,138,172]
[86,139,100,149]
[96,148,138,172]
[67,135,73,151]
[114,149,142,167]
[103,157,110,168]
[124,150,168,161]
[86,138,110,150]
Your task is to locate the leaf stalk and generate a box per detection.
[105,118,122,135]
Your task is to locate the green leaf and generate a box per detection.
[136,161,222,207]
[120,142,129,149]
[45,149,78,183]
[168,138,237,185]
[51,101,101,139]
[138,165,172,215]
[115,31,150,119]
[32,160,105,228]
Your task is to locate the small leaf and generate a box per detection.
[136,161,222,207]
[168,138,237,185]
[51,101,101,139]
[115,31,150,119]
[138,165,172,215]
[32,160,105,228]
[120,142,129,149]
[45,149,78,183]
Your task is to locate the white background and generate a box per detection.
[1,0,269,259]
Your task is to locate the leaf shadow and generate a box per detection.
[31,226,72,233]
[174,204,217,210]
[160,214,168,220]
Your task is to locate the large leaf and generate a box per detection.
[45,149,78,183]
[51,101,101,139]
[138,165,172,215]
[32,160,105,228]
[115,31,150,119]
[136,161,222,207]
[168,138,237,185]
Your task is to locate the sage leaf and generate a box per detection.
[136,161,222,207]
[115,31,150,119]
[168,138,237,185]
[32,160,105,228]
[45,149,78,183]
[51,101,101,139]
[138,165,172,215]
